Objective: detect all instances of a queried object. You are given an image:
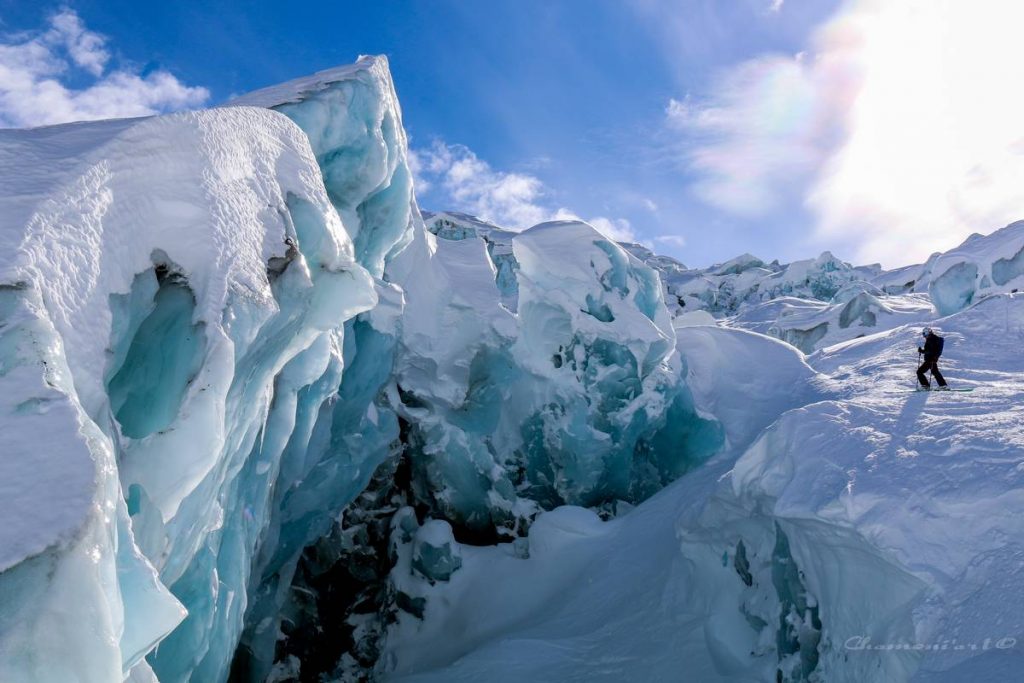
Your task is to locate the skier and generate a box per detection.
[917,327,948,390]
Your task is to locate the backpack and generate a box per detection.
[935,334,944,355]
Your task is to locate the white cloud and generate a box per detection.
[48,9,108,76]
[807,0,1024,265]
[0,10,209,128]
[558,211,640,243]
[655,234,687,247]
[769,0,784,13]
[407,146,431,194]
[670,0,1024,266]
[665,51,842,217]
[412,140,552,228]
[413,140,638,243]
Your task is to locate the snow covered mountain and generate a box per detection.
[1,55,1022,683]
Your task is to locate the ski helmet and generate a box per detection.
[922,326,932,336]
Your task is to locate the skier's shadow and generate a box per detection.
[886,392,929,458]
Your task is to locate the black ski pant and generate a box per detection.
[917,357,947,387]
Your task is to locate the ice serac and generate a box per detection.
[228,55,415,279]
[636,248,879,320]
[728,287,933,354]
[859,221,1024,316]
[0,102,376,682]
[384,218,722,537]
[510,220,719,503]
[423,211,521,308]
[927,221,1024,315]
[0,282,186,683]
[622,241,900,352]
[373,220,726,679]
[219,56,421,680]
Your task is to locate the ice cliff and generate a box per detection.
[1,55,1022,683]
[0,98,389,682]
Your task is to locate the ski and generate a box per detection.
[895,387,975,393]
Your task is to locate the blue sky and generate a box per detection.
[2,1,1023,268]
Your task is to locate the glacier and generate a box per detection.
[0,54,1023,683]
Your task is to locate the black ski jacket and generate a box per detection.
[920,333,944,361]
